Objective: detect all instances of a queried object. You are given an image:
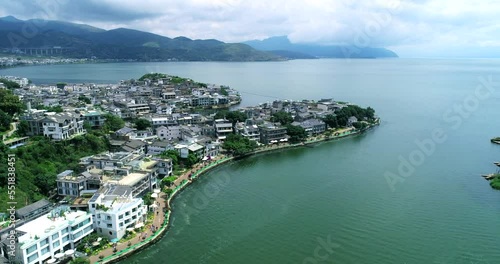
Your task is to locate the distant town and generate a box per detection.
[0,73,377,264]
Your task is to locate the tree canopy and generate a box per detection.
[222,133,258,156]
[286,125,307,143]
[0,89,24,115]
[103,114,125,132]
[214,110,247,125]
[0,78,21,89]
[271,111,293,125]
[0,134,110,214]
[138,73,167,81]
[134,118,151,130]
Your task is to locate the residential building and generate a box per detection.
[13,209,93,264]
[259,123,288,144]
[236,119,261,142]
[88,185,147,240]
[214,119,233,141]
[56,170,101,197]
[15,199,52,222]
[156,125,181,140]
[40,112,86,140]
[292,119,326,136]
[82,110,106,128]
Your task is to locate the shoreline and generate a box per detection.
[94,120,380,264]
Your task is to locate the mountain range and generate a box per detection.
[0,16,280,61]
[244,36,398,59]
[0,16,398,61]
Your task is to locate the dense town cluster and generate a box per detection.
[0,56,88,68]
[0,74,376,264]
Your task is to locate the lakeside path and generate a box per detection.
[92,122,378,264]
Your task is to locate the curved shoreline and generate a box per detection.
[95,121,380,264]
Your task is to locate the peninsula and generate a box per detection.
[0,73,378,264]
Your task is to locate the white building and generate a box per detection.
[14,209,93,264]
[156,125,181,140]
[40,112,86,140]
[88,186,147,240]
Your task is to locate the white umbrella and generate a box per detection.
[202,156,208,161]
[54,253,65,259]
[126,228,135,232]
[47,259,56,264]
[97,237,102,242]
[92,242,100,247]
[150,203,158,208]
[65,249,74,256]
[151,193,158,198]
[153,189,161,194]
[134,223,144,228]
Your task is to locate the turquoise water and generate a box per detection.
[2,59,500,263]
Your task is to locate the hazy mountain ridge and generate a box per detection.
[243,36,398,58]
[0,16,280,61]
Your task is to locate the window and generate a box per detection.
[118,214,123,219]
[52,233,59,240]
[106,216,111,220]
[27,252,38,263]
[107,223,112,228]
[40,238,49,247]
[92,204,96,208]
[41,246,50,255]
[53,241,60,248]
[26,244,37,255]
[62,235,69,243]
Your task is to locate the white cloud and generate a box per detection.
[1,0,500,57]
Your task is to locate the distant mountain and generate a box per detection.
[243,36,398,58]
[0,16,280,61]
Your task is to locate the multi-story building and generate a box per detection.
[292,119,326,136]
[13,209,93,264]
[82,110,106,128]
[22,111,86,140]
[259,123,288,144]
[56,170,101,197]
[88,185,147,240]
[236,119,261,142]
[156,125,181,140]
[214,119,233,141]
[151,116,178,129]
[40,112,86,140]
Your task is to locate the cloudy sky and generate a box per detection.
[1,0,499,57]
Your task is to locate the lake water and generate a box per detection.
[3,59,500,263]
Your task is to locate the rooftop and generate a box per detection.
[17,210,89,245]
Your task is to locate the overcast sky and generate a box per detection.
[1,0,499,58]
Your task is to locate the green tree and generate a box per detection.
[160,150,179,166]
[271,111,293,125]
[78,95,91,104]
[323,114,338,128]
[286,125,307,143]
[222,133,258,156]
[134,118,151,130]
[0,78,21,89]
[162,176,177,187]
[184,153,199,168]
[102,114,125,132]
[17,120,29,136]
[214,110,247,125]
[0,89,24,115]
[352,122,368,130]
[0,110,12,132]
[143,192,153,206]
